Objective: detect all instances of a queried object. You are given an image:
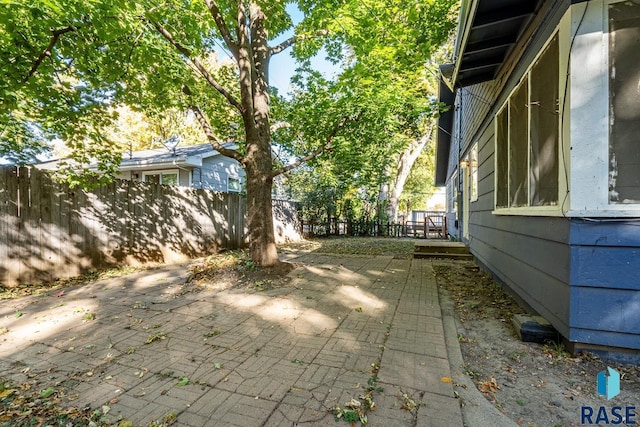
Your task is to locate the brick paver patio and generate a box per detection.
[0,253,463,426]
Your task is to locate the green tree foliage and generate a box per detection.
[105,105,208,153]
[1,0,457,263]
[278,0,458,222]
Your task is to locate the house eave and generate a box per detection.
[435,72,456,187]
[118,156,202,172]
[451,0,542,88]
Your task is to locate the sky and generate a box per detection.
[265,4,341,95]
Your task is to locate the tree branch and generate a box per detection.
[270,121,290,133]
[269,36,296,56]
[203,0,239,59]
[270,114,356,178]
[270,30,328,56]
[23,25,77,83]
[148,19,245,114]
[186,96,245,165]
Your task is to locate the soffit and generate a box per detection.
[455,0,541,87]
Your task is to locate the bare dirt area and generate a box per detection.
[183,249,297,293]
[433,259,640,427]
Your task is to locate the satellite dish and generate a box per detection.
[161,136,180,155]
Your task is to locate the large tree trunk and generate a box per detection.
[245,159,279,266]
[242,84,281,266]
[242,3,280,266]
[386,126,433,222]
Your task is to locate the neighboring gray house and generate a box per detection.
[436,0,640,360]
[116,142,244,192]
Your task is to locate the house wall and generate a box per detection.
[450,0,574,337]
[568,221,640,351]
[194,156,245,192]
[450,0,640,353]
[467,117,572,337]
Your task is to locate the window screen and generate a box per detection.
[609,2,640,204]
[509,78,529,207]
[530,35,559,206]
[496,107,509,208]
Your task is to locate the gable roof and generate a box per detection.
[118,142,237,171]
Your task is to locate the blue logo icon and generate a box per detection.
[597,367,620,400]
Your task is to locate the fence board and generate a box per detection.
[0,166,300,285]
[0,168,17,283]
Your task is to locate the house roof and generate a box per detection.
[452,0,542,87]
[118,142,236,171]
[35,142,238,172]
[435,74,455,187]
[435,0,546,185]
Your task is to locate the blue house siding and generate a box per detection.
[470,213,572,337]
[465,119,574,338]
[570,287,640,350]
[568,221,640,350]
[435,0,640,355]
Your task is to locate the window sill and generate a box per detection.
[492,206,563,217]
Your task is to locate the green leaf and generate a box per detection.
[176,377,189,386]
[39,386,56,398]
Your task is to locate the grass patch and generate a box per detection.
[279,237,415,259]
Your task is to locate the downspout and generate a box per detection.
[172,160,194,187]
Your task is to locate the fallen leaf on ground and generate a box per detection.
[479,378,500,394]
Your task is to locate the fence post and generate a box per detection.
[442,215,447,239]
[423,216,428,239]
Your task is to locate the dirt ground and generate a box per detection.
[433,259,640,427]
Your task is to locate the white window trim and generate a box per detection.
[470,143,478,202]
[565,0,640,216]
[142,169,180,185]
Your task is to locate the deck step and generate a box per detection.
[413,251,473,259]
[414,241,469,253]
[413,240,471,259]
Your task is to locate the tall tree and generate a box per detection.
[1,0,456,265]
[279,2,457,222]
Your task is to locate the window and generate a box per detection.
[161,173,178,186]
[495,35,559,210]
[470,144,478,202]
[144,173,160,185]
[143,170,179,186]
[608,1,640,204]
[228,176,241,192]
[451,171,458,213]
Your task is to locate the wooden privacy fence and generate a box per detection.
[0,167,300,286]
[300,212,446,239]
